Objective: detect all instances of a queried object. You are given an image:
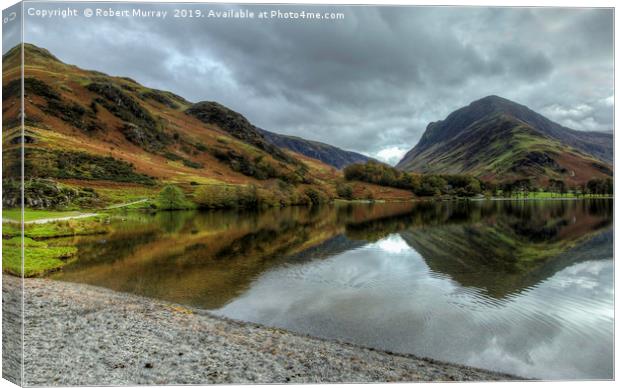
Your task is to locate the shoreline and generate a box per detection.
[3,275,522,385]
[478,195,613,202]
[2,196,611,226]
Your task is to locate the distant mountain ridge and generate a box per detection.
[4,43,613,206]
[397,95,613,185]
[258,128,372,169]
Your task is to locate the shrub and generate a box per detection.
[209,146,304,182]
[195,142,208,152]
[304,187,327,205]
[163,152,182,161]
[182,159,203,169]
[336,182,354,200]
[587,178,613,195]
[194,184,258,209]
[52,150,156,185]
[157,185,193,210]
[141,90,180,109]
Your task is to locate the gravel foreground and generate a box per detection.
[3,275,521,386]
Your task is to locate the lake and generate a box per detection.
[50,199,613,380]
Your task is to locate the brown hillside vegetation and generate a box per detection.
[3,45,612,209]
[2,44,384,208]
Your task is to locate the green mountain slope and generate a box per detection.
[397,96,613,186]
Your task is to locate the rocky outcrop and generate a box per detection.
[87,82,157,131]
[2,179,101,209]
[185,102,295,164]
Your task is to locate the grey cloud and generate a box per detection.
[496,44,553,81]
[18,3,614,163]
[3,3,22,52]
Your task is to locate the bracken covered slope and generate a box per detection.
[2,44,349,207]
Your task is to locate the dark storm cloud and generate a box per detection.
[19,3,613,164]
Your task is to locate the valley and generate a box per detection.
[1,42,614,383]
[2,44,614,216]
[2,4,615,385]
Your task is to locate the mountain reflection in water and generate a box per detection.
[51,199,613,380]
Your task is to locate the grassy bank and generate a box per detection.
[2,212,108,276]
[492,192,612,200]
[3,215,108,239]
[3,209,83,222]
[3,237,77,277]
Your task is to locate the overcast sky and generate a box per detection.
[15,3,614,164]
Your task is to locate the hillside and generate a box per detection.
[2,43,349,208]
[397,96,613,186]
[258,128,372,169]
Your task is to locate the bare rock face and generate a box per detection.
[87,82,157,130]
[2,179,100,209]
[119,123,170,153]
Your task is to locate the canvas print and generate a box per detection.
[1,1,614,385]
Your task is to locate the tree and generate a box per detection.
[237,184,259,208]
[157,185,192,210]
[484,181,498,197]
[343,161,483,197]
[587,178,613,196]
[194,184,258,209]
[464,179,482,196]
[559,180,567,197]
[304,187,327,205]
[549,179,565,197]
[336,182,354,200]
[500,182,514,198]
[604,178,613,195]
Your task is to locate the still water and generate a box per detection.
[51,199,613,379]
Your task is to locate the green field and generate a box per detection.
[498,191,611,199]
[3,214,109,239]
[2,237,77,277]
[3,209,85,222]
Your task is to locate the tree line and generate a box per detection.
[343,161,483,197]
[156,182,331,210]
[343,161,613,198]
[488,177,613,197]
[156,162,613,210]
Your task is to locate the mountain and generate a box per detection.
[186,102,296,165]
[2,43,344,208]
[258,128,372,169]
[397,96,613,185]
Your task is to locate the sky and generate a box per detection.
[11,3,615,165]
